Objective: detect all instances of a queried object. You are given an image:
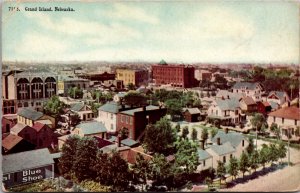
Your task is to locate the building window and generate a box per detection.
[242,140,244,147]
[273,117,275,122]
[6,124,10,133]
[216,110,218,116]
[126,116,129,124]
[223,156,226,163]
[282,118,284,124]
[121,115,125,123]
[203,160,206,167]
[230,154,233,159]
[111,114,113,120]
[295,120,297,126]
[111,124,113,131]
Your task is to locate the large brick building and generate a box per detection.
[152,63,197,88]
[116,105,167,140]
[116,69,148,87]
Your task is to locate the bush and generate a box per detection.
[79,180,111,192]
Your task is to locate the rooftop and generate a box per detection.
[215,97,240,111]
[2,148,54,174]
[268,106,300,120]
[183,108,201,114]
[197,149,212,160]
[212,130,247,148]
[10,123,30,134]
[17,108,43,121]
[208,142,235,156]
[76,121,107,134]
[120,105,162,116]
[232,82,261,90]
[2,134,23,151]
[70,103,85,112]
[98,101,128,114]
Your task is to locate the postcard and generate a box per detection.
[1,0,300,192]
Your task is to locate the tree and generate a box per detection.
[268,143,279,164]
[216,161,226,185]
[249,150,259,173]
[175,123,181,133]
[68,87,83,99]
[69,113,81,127]
[238,151,249,178]
[259,144,269,169]
[131,154,151,191]
[295,127,300,137]
[227,156,239,180]
[193,99,202,108]
[149,153,173,185]
[210,128,218,138]
[246,137,255,155]
[201,128,209,144]
[165,99,182,120]
[174,139,199,174]
[124,91,146,107]
[191,128,198,141]
[91,102,101,117]
[182,126,189,139]
[127,83,136,91]
[143,117,177,154]
[277,141,287,164]
[43,95,66,118]
[182,92,194,107]
[270,123,281,140]
[59,135,80,178]
[251,113,266,150]
[73,137,98,181]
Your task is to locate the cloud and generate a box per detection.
[24,12,142,46]
[103,3,159,25]
[16,32,69,60]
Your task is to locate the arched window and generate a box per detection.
[45,77,56,98]
[17,78,30,100]
[31,78,43,99]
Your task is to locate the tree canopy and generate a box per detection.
[43,95,66,118]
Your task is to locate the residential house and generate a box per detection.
[72,121,107,138]
[216,90,244,100]
[267,91,290,106]
[232,82,263,102]
[17,108,55,129]
[267,105,300,140]
[2,134,35,155]
[182,108,201,122]
[239,96,257,113]
[10,122,54,149]
[69,103,94,121]
[207,97,245,126]
[97,102,131,134]
[117,105,167,140]
[206,142,235,168]
[257,101,272,115]
[197,146,213,172]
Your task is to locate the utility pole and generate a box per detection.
[288,128,291,166]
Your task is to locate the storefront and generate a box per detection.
[2,148,55,188]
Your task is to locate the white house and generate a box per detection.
[69,103,94,121]
[207,97,244,126]
[97,102,127,134]
[267,91,290,106]
[232,82,263,102]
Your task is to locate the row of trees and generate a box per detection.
[214,141,287,185]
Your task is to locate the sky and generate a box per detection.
[2,1,299,64]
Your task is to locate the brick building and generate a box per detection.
[116,105,167,140]
[152,63,197,88]
[116,69,148,87]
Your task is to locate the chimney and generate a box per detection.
[227,95,230,99]
[217,137,221,145]
[121,104,125,110]
[288,101,290,107]
[221,96,225,100]
[200,139,205,150]
[142,106,146,111]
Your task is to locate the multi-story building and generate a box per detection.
[2,70,58,111]
[78,71,115,82]
[152,63,197,88]
[232,82,263,102]
[195,69,212,81]
[57,76,90,96]
[116,69,148,87]
[116,105,167,140]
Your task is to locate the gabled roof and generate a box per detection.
[215,97,240,111]
[120,105,163,116]
[32,122,50,132]
[268,106,300,120]
[76,121,107,134]
[212,130,246,148]
[70,103,85,112]
[197,149,212,160]
[216,90,244,99]
[2,134,23,150]
[269,101,280,110]
[98,102,126,114]
[208,142,235,156]
[121,138,139,147]
[3,148,54,174]
[232,82,261,90]
[17,108,43,121]
[10,123,30,134]
[268,91,287,100]
[183,108,201,114]
[240,96,256,105]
